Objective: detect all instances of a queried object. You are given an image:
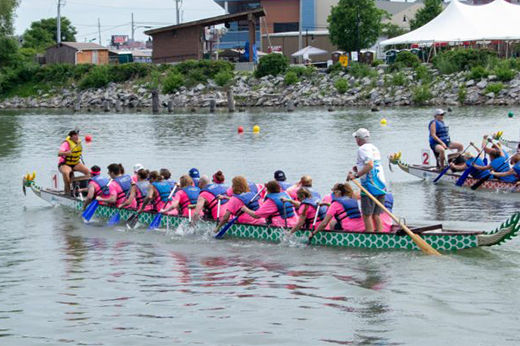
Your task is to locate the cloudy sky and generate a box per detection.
[15,0,224,43]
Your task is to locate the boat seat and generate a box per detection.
[396,224,443,235]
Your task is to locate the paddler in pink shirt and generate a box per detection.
[283,187,327,234]
[214,176,266,233]
[131,163,144,183]
[192,171,231,222]
[160,175,201,218]
[241,180,299,228]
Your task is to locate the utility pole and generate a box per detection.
[175,0,180,25]
[131,12,135,41]
[98,18,101,45]
[298,0,303,64]
[57,0,62,45]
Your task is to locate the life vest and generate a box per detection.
[265,192,295,219]
[277,181,292,191]
[384,193,394,212]
[248,182,259,194]
[363,158,386,196]
[513,161,520,178]
[179,186,200,212]
[64,136,82,166]
[135,181,150,208]
[152,181,173,202]
[113,174,132,201]
[429,119,450,147]
[301,196,327,228]
[165,179,177,189]
[192,177,200,187]
[234,191,260,211]
[465,157,491,179]
[202,183,230,216]
[491,154,516,182]
[332,196,362,221]
[91,175,110,197]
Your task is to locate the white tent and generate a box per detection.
[291,46,328,57]
[381,0,520,46]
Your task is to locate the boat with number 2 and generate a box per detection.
[23,175,520,252]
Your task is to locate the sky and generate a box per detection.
[15,0,224,44]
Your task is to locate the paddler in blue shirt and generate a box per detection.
[449,151,491,180]
[429,109,463,167]
[472,138,517,183]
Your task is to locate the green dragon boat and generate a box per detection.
[23,176,520,252]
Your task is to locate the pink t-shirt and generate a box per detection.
[199,191,228,220]
[131,174,138,183]
[254,199,298,228]
[226,196,266,225]
[58,141,70,165]
[297,203,321,230]
[89,180,110,205]
[327,201,365,232]
[172,190,202,217]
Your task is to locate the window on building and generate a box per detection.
[274,22,299,33]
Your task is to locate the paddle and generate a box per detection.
[351,179,441,256]
[82,200,99,222]
[107,211,121,226]
[148,186,178,230]
[433,144,471,184]
[215,187,265,239]
[455,142,487,186]
[126,210,140,229]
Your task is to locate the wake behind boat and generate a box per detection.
[23,175,520,252]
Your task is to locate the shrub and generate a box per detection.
[255,53,289,78]
[468,66,489,80]
[284,71,299,85]
[494,64,516,82]
[214,70,233,87]
[349,62,377,79]
[327,62,344,74]
[412,84,432,105]
[109,63,151,83]
[391,72,407,86]
[508,58,520,71]
[371,59,384,67]
[395,50,420,68]
[415,64,432,83]
[174,59,233,79]
[287,65,316,77]
[334,78,348,94]
[485,82,504,95]
[432,48,496,73]
[457,85,467,104]
[79,65,110,89]
[162,71,184,93]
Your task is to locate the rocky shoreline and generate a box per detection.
[1,64,520,111]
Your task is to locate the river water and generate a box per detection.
[1,107,520,345]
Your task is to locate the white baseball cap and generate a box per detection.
[133,163,144,172]
[352,128,370,138]
[434,108,446,116]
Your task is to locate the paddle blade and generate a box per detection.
[215,215,239,239]
[82,200,99,222]
[148,213,162,230]
[433,166,450,184]
[471,175,491,190]
[455,168,472,186]
[126,213,140,229]
[107,212,121,226]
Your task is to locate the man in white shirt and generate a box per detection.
[347,128,387,232]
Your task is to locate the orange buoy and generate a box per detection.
[85,135,92,142]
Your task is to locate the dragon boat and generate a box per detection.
[389,152,520,194]
[23,174,520,252]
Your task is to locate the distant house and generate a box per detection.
[45,42,109,65]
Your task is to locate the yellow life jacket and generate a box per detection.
[64,136,82,166]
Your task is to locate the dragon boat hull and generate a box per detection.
[25,180,520,252]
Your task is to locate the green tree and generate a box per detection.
[0,0,19,36]
[22,17,77,51]
[382,23,407,39]
[328,0,385,55]
[410,0,443,30]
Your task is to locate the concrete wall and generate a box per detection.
[151,26,202,63]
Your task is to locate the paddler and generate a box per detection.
[241,180,298,228]
[449,151,491,180]
[192,170,230,222]
[309,183,365,238]
[428,109,463,167]
[213,176,265,234]
[58,129,90,195]
[284,187,327,234]
[160,175,200,217]
[96,164,133,208]
[472,137,516,183]
[189,168,200,187]
[119,169,151,211]
[274,170,293,191]
[132,163,144,183]
[347,128,386,232]
[83,165,110,210]
[489,152,520,183]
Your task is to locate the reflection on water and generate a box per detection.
[0,111,21,158]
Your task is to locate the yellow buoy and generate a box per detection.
[380,118,387,126]
[253,125,260,133]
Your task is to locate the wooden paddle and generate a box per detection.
[351,179,441,256]
[433,144,471,184]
